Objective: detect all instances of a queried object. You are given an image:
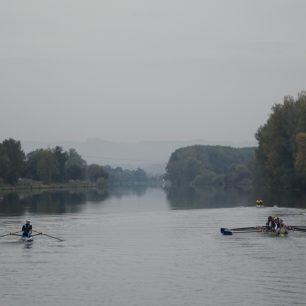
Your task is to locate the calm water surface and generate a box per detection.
[1,187,306,306]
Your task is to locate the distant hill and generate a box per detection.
[21,139,256,175]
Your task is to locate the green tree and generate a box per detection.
[165,145,254,189]
[255,92,306,190]
[65,148,87,180]
[133,168,147,181]
[37,149,59,183]
[294,132,306,182]
[25,149,59,183]
[0,150,10,183]
[0,138,25,184]
[87,164,108,183]
[25,149,42,180]
[53,146,68,182]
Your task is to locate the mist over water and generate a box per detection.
[1,187,306,306]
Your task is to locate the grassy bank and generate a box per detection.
[0,181,97,193]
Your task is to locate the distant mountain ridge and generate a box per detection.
[21,138,256,175]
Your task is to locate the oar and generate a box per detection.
[0,233,12,238]
[0,230,23,238]
[229,227,259,231]
[32,232,42,237]
[291,227,306,232]
[32,230,63,241]
[41,233,64,241]
[223,226,268,232]
[285,226,306,231]
[220,228,233,235]
[220,226,269,235]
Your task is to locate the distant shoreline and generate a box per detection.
[0,181,97,194]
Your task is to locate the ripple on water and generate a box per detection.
[1,197,306,306]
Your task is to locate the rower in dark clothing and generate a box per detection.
[22,220,32,237]
[266,216,276,230]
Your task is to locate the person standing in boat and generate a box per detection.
[22,220,32,237]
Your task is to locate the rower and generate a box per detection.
[266,216,275,230]
[256,199,264,207]
[274,217,280,231]
[278,219,288,235]
[22,220,32,237]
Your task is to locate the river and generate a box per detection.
[1,187,306,306]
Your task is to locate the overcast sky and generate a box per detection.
[1,0,305,144]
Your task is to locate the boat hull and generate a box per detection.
[21,236,34,243]
[261,229,288,237]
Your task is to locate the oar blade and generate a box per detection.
[220,228,233,235]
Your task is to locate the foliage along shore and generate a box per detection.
[0,140,152,190]
[164,145,254,191]
[2,91,306,194]
[0,181,97,193]
[164,91,306,192]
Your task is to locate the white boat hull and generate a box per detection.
[21,236,34,243]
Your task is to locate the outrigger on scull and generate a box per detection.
[0,220,63,243]
[221,225,306,236]
[221,216,306,236]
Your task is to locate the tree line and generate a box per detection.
[0,139,108,185]
[164,145,254,190]
[2,91,306,191]
[255,91,306,191]
[0,139,148,186]
[165,91,306,192]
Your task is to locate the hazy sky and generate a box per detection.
[1,0,305,144]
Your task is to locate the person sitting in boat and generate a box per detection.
[22,220,32,237]
[277,219,288,235]
[266,216,275,230]
[256,199,264,207]
[274,217,281,231]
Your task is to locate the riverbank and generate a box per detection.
[0,181,97,194]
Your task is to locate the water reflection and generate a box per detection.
[0,189,109,216]
[166,186,306,209]
[107,185,147,198]
[257,188,306,208]
[0,186,154,217]
[166,186,256,209]
[2,186,306,217]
